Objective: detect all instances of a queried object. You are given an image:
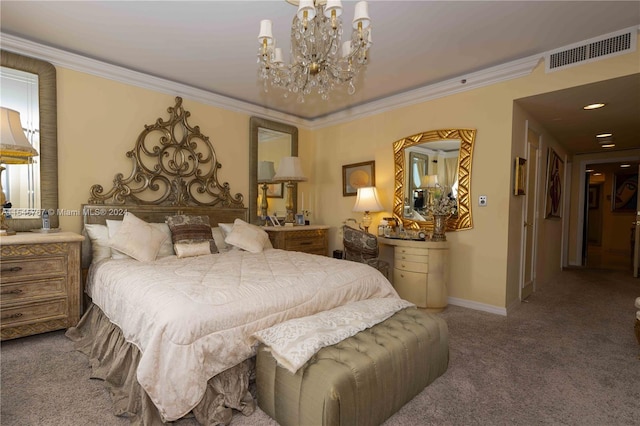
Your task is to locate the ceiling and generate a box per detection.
[1,1,639,155]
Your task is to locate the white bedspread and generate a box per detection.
[87,248,399,421]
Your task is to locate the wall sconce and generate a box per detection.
[353,186,383,233]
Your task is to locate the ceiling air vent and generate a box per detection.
[545,27,637,73]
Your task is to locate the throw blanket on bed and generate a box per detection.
[86,249,399,421]
[252,298,415,373]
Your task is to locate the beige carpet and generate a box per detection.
[2,268,639,425]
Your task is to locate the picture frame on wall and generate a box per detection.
[342,161,375,196]
[265,182,283,198]
[612,172,638,212]
[514,157,526,196]
[544,148,564,219]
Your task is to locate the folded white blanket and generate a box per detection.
[252,298,415,373]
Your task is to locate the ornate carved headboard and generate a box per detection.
[82,96,247,227]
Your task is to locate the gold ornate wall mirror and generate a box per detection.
[249,117,298,224]
[1,51,58,231]
[393,129,476,232]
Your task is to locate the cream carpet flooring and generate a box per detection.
[2,268,639,425]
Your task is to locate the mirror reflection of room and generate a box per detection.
[0,66,40,216]
[405,141,460,221]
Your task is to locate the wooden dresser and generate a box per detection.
[264,225,330,256]
[0,231,84,340]
[378,237,449,312]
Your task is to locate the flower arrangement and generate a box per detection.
[426,186,457,216]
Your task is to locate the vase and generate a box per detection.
[431,214,448,242]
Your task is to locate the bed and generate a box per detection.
[67,98,410,425]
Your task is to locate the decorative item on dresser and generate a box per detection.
[0,231,84,340]
[272,156,307,224]
[378,237,449,312]
[264,225,329,256]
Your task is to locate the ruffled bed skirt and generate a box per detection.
[65,304,256,425]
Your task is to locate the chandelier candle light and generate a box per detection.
[353,186,383,233]
[258,0,372,102]
[273,156,308,224]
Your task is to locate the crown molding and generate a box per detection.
[1,33,540,130]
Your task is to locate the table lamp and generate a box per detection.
[0,107,39,235]
[257,160,276,221]
[420,174,439,208]
[353,186,383,233]
[273,156,307,224]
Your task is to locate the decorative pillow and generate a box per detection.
[212,227,232,252]
[166,215,218,254]
[224,218,272,253]
[84,224,111,263]
[107,212,168,262]
[106,219,133,260]
[174,241,212,259]
[151,222,175,258]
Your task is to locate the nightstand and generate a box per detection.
[264,225,329,256]
[0,231,84,340]
[378,237,449,312]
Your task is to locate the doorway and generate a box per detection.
[583,161,638,272]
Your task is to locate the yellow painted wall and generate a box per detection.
[56,68,250,233]
[310,43,639,311]
[49,35,638,312]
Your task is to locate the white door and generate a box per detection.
[522,127,539,299]
[634,164,640,278]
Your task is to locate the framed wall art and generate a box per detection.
[544,148,564,219]
[612,172,638,212]
[514,157,526,196]
[342,160,375,196]
[265,182,283,198]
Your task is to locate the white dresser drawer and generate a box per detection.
[395,246,430,257]
[394,252,427,264]
[394,258,428,273]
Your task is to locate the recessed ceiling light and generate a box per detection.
[596,133,613,138]
[620,164,631,168]
[583,103,606,110]
[601,143,615,148]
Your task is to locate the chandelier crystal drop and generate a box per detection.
[258,0,372,103]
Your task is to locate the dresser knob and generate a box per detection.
[0,289,23,295]
[1,312,23,321]
[1,266,22,273]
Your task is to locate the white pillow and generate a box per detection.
[107,212,168,262]
[212,227,231,252]
[174,241,211,259]
[106,219,174,259]
[224,218,272,253]
[84,224,111,263]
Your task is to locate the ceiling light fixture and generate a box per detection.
[258,0,372,103]
[620,164,631,168]
[583,103,605,110]
[601,143,616,148]
[596,132,612,138]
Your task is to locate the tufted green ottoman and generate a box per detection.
[256,307,449,426]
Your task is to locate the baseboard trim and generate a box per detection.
[448,297,507,316]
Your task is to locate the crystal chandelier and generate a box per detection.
[258,0,372,102]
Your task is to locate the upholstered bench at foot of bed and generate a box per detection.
[256,307,449,426]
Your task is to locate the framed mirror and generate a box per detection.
[249,117,298,225]
[1,50,58,231]
[393,129,476,232]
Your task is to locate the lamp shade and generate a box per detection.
[273,156,308,182]
[0,107,38,164]
[420,174,439,188]
[353,186,383,212]
[257,161,276,183]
